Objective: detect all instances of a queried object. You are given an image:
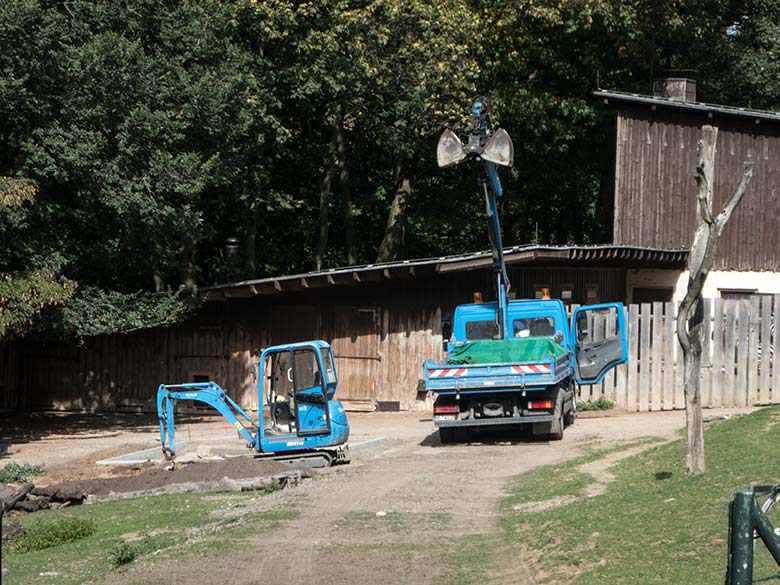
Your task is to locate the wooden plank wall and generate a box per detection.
[613,109,780,270]
[0,341,20,410]
[579,297,780,411]
[0,295,449,414]
[6,294,780,414]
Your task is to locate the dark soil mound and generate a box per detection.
[36,456,289,498]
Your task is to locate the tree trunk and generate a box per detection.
[315,157,336,271]
[153,270,164,293]
[180,233,196,290]
[677,124,754,474]
[334,106,356,265]
[377,159,412,263]
[241,201,258,278]
[682,299,705,474]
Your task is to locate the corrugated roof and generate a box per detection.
[595,90,780,125]
[204,244,688,300]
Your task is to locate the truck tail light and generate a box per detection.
[434,405,458,414]
[529,400,553,410]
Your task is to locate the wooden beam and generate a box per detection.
[437,256,492,272]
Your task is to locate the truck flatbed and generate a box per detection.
[423,354,570,393]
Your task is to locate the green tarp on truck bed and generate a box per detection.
[447,337,569,365]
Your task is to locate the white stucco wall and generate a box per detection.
[627,268,780,303]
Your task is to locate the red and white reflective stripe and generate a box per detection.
[428,368,467,377]
[511,364,550,374]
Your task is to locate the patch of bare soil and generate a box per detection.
[38,456,290,498]
[578,440,672,497]
[110,410,705,585]
[512,495,578,513]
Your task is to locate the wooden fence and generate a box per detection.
[580,297,780,411]
[2,297,778,414]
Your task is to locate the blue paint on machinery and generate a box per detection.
[157,340,349,467]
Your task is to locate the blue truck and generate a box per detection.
[424,298,627,442]
[428,98,628,442]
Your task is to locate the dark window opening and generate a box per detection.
[632,287,674,304]
[465,320,499,340]
[719,288,761,301]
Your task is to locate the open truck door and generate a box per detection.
[571,303,628,385]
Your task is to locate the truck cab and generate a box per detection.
[426,299,628,442]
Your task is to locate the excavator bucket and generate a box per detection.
[436,128,467,168]
[481,128,514,167]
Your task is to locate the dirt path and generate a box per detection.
[109,409,743,585]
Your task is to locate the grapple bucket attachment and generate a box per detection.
[481,128,514,167]
[437,129,467,168]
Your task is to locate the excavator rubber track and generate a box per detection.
[257,445,349,469]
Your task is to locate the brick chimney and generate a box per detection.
[653,71,696,102]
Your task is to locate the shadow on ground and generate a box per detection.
[0,411,209,458]
[419,425,555,447]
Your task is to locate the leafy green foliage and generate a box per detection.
[0,271,74,338]
[107,540,137,567]
[0,0,771,339]
[7,517,96,554]
[577,396,615,411]
[0,462,44,483]
[50,286,200,338]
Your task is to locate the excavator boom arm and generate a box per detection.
[157,382,258,460]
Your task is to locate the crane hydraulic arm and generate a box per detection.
[437,98,515,339]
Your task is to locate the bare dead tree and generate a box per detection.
[677,125,754,474]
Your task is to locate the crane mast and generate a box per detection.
[437,97,515,339]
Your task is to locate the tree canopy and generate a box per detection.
[0,0,773,339]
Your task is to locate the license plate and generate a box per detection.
[435,414,457,421]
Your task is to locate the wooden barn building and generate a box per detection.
[4,77,780,414]
[1,245,685,413]
[596,79,780,303]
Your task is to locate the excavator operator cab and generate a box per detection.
[157,339,348,467]
[262,341,338,437]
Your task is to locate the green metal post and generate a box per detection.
[754,497,780,566]
[729,488,755,585]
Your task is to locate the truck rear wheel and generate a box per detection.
[564,392,576,427]
[548,393,565,441]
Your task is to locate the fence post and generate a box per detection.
[748,297,760,406]
[728,488,755,585]
[651,302,663,411]
[663,302,675,410]
[626,304,640,412]
[639,303,651,412]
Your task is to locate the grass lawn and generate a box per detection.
[501,407,780,584]
[1,490,296,585]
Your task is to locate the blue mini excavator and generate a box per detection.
[157,340,350,468]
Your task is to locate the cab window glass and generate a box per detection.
[293,349,321,390]
[268,351,293,398]
[465,320,498,340]
[513,317,555,338]
[576,307,619,343]
[320,349,337,384]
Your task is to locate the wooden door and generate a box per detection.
[330,307,380,403]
